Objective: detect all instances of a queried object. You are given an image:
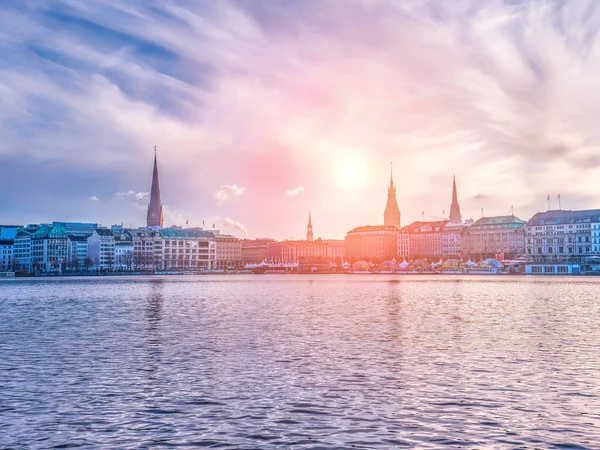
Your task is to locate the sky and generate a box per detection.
[2,0,600,239]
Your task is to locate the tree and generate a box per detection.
[83,256,93,271]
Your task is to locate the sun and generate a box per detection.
[334,156,367,189]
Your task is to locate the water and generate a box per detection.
[1,275,599,449]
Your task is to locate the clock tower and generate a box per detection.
[146,147,164,228]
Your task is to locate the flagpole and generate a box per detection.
[558,194,561,210]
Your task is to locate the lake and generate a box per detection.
[1,275,599,448]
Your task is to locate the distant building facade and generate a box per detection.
[462,215,526,260]
[157,228,216,270]
[241,239,275,263]
[87,229,115,270]
[525,209,600,262]
[345,225,399,262]
[214,234,242,269]
[399,220,449,260]
[268,238,345,264]
[441,221,471,259]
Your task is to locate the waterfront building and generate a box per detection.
[462,215,526,260]
[401,220,449,260]
[345,225,399,262]
[268,238,345,264]
[30,224,69,272]
[111,226,134,271]
[156,228,215,270]
[383,166,401,228]
[241,238,275,263]
[129,228,160,270]
[525,209,600,262]
[87,229,115,270]
[214,233,242,270]
[441,221,471,259]
[67,235,89,270]
[0,238,13,272]
[0,225,20,271]
[13,226,38,272]
[146,150,164,228]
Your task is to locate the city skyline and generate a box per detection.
[2,1,600,239]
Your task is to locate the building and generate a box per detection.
[87,229,115,270]
[13,226,37,272]
[383,165,401,228]
[130,228,160,270]
[30,225,69,272]
[112,226,134,271]
[441,221,471,259]
[147,149,164,228]
[0,238,13,272]
[462,215,526,260]
[268,238,345,264]
[400,220,449,260]
[241,239,274,263]
[52,222,98,236]
[345,225,399,262]
[0,225,19,272]
[157,228,215,270]
[67,235,89,270]
[214,234,242,270]
[525,209,600,262]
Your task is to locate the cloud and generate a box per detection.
[89,196,99,201]
[213,216,249,238]
[117,191,149,200]
[285,186,305,197]
[3,0,600,237]
[214,184,245,206]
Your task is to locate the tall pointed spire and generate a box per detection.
[449,175,462,223]
[306,211,313,243]
[147,146,163,228]
[383,163,401,228]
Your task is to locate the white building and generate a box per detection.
[525,210,600,262]
[157,228,216,270]
[87,229,115,270]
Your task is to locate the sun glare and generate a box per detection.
[335,156,367,189]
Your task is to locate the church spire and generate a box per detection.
[146,146,164,228]
[383,164,401,228]
[449,175,462,223]
[306,211,313,243]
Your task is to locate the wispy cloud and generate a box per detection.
[3,1,600,237]
[89,196,99,201]
[214,184,245,206]
[117,191,149,200]
[285,186,305,198]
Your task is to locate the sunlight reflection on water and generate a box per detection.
[1,275,599,448]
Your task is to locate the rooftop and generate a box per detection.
[470,215,526,229]
[527,209,600,226]
[347,225,400,234]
